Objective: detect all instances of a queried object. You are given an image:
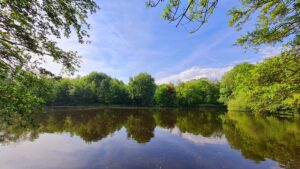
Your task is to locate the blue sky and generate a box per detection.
[45,0,281,83]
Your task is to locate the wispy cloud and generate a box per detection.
[157,45,284,84]
[42,0,169,81]
[259,46,282,58]
[156,66,232,84]
[153,27,242,84]
[41,0,285,83]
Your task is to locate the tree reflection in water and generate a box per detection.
[0,107,299,168]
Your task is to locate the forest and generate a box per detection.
[1,51,299,115]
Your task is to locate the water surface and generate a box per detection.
[0,107,299,169]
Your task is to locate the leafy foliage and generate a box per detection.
[52,72,129,105]
[228,0,300,50]
[219,63,255,104]
[148,0,300,51]
[50,72,221,107]
[127,73,156,106]
[0,70,53,118]
[154,83,176,107]
[220,53,300,114]
[0,0,99,74]
[176,79,220,106]
[146,0,218,33]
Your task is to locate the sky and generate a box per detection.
[44,0,281,84]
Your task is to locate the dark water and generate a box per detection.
[0,107,299,169]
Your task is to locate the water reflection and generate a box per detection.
[0,108,299,169]
[221,112,300,169]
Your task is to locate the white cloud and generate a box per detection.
[40,0,283,82]
[162,127,227,145]
[40,0,166,81]
[156,46,282,84]
[156,66,232,84]
[154,29,236,79]
[179,133,227,145]
[259,46,282,58]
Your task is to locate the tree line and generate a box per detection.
[0,71,221,117]
[0,52,299,115]
[1,0,299,116]
[47,72,220,107]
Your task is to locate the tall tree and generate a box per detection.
[0,0,99,75]
[128,73,156,106]
[219,63,255,104]
[176,79,220,106]
[154,83,176,107]
[0,70,53,116]
[220,54,300,114]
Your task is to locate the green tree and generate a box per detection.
[68,78,95,105]
[176,79,220,106]
[0,0,99,74]
[81,72,128,105]
[108,79,129,105]
[0,0,99,114]
[51,72,129,105]
[52,78,73,105]
[244,53,300,113]
[219,63,255,104]
[80,72,112,104]
[222,53,300,114]
[0,70,53,116]
[127,73,156,106]
[154,83,176,107]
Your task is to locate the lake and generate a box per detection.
[0,107,299,169]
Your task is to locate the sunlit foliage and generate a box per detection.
[176,79,220,106]
[0,69,53,117]
[220,53,300,114]
[127,73,157,106]
[0,0,99,75]
[154,83,176,107]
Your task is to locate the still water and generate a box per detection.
[0,107,299,169]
